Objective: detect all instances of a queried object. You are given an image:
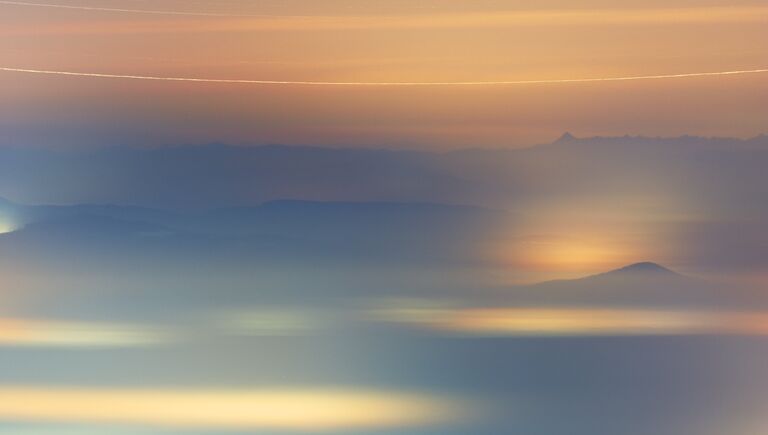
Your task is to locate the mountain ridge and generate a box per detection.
[588,261,680,278]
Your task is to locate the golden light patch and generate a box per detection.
[438,308,710,336]
[0,388,469,431]
[373,306,768,337]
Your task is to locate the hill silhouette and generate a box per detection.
[492,261,759,309]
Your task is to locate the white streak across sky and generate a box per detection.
[0,66,767,86]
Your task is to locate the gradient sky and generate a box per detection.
[0,0,766,148]
[2,4,768,434]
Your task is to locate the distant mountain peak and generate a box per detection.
[604,262,679,276]
[556,132,577,142]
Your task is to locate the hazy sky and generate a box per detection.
[2,4,768,433]
[1,0,766,148]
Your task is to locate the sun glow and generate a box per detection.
[519,238,626,272]
[489,234,640,283]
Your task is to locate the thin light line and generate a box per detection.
[1,66,767,86]
[0,0,306,17]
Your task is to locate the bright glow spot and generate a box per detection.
[520,238,627,272]
[0,219,16,234]
[487,233,642,283]
[0,388,469,431]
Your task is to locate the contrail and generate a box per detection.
[1,66,766,86]
[0,0,303,17]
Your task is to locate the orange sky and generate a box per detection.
[0,0,766,148]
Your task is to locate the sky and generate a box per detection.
[0,0,766,148]
[1,2,768,434]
